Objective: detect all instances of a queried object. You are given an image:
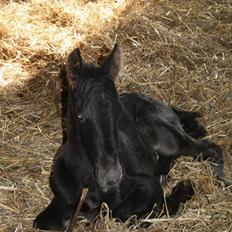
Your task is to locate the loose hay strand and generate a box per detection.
[66,188,89,232]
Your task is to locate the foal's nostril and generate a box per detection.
[96,168,122,190]
[107,180,116,186]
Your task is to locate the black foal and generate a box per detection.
[34,44,231,231]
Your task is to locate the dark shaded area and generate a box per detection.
[59,66,68,145]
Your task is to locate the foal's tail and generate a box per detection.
[172,108,207,139]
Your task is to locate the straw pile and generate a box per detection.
[0,0,231,231]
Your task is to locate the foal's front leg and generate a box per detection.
[34,155,81,231]
[110,174,164,222]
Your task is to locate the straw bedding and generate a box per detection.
[0,0,231,231]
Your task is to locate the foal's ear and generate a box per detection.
[101,43,121,82]
[66,48,83,89]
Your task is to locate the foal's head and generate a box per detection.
[66,44,123,191]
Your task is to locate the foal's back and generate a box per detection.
[120,93,182,128]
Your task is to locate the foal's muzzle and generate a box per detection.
[95,159,123,192]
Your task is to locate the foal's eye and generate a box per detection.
[78,113,86,122]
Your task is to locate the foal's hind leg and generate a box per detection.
[145,180,195,222]
[111,175,164,222]
[181,138,231,187]
[154,121,231,188]
[112,175,194,224]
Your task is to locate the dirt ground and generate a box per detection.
[0,0,231,231]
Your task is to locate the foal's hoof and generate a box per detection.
[173,180,195,203]
[33,211,67,231]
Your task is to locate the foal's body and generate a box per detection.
[34,45,230,231]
